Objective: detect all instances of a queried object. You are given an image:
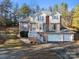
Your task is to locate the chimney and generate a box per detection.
[46,16,49,31]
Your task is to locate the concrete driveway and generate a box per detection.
[0,43,79,59]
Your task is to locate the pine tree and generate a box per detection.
[20,3,30,18]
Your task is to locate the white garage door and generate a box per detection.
[64,34,74,41]
[48,34,63,41]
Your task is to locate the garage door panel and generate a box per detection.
[48,34,63,41]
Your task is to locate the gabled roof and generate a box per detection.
[32,10,61,17]
[33,10,52,16]
[19,16,31,23]
[19,10,61,23]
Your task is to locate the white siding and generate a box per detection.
[56,24,60,32]
[50,14,61,23]
[20,23,29,31]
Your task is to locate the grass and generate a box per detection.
[0,27,21,48]
[0,43,23,49]
[0,39,22,48]
[0,44,22,48]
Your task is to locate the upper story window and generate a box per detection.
[38,16,44,21]
[53,16,58,19]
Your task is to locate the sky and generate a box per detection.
[11,0,79,11]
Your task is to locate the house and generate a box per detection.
[19,10,75,42]
[29,11,61,32]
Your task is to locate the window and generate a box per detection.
[38,16,44,21]
[41,16,44,21]
[21,23,29,31]
[53,16,58,19]
[40,24,43,29]
[32,23,36,31]
[38,16,40,21]
[54,24,56,30]
[39,24,44,32]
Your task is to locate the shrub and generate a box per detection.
[20,31,28,38]
[6,34,18,39]
[0,35,7,44]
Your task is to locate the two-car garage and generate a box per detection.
[48,32,74,42]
